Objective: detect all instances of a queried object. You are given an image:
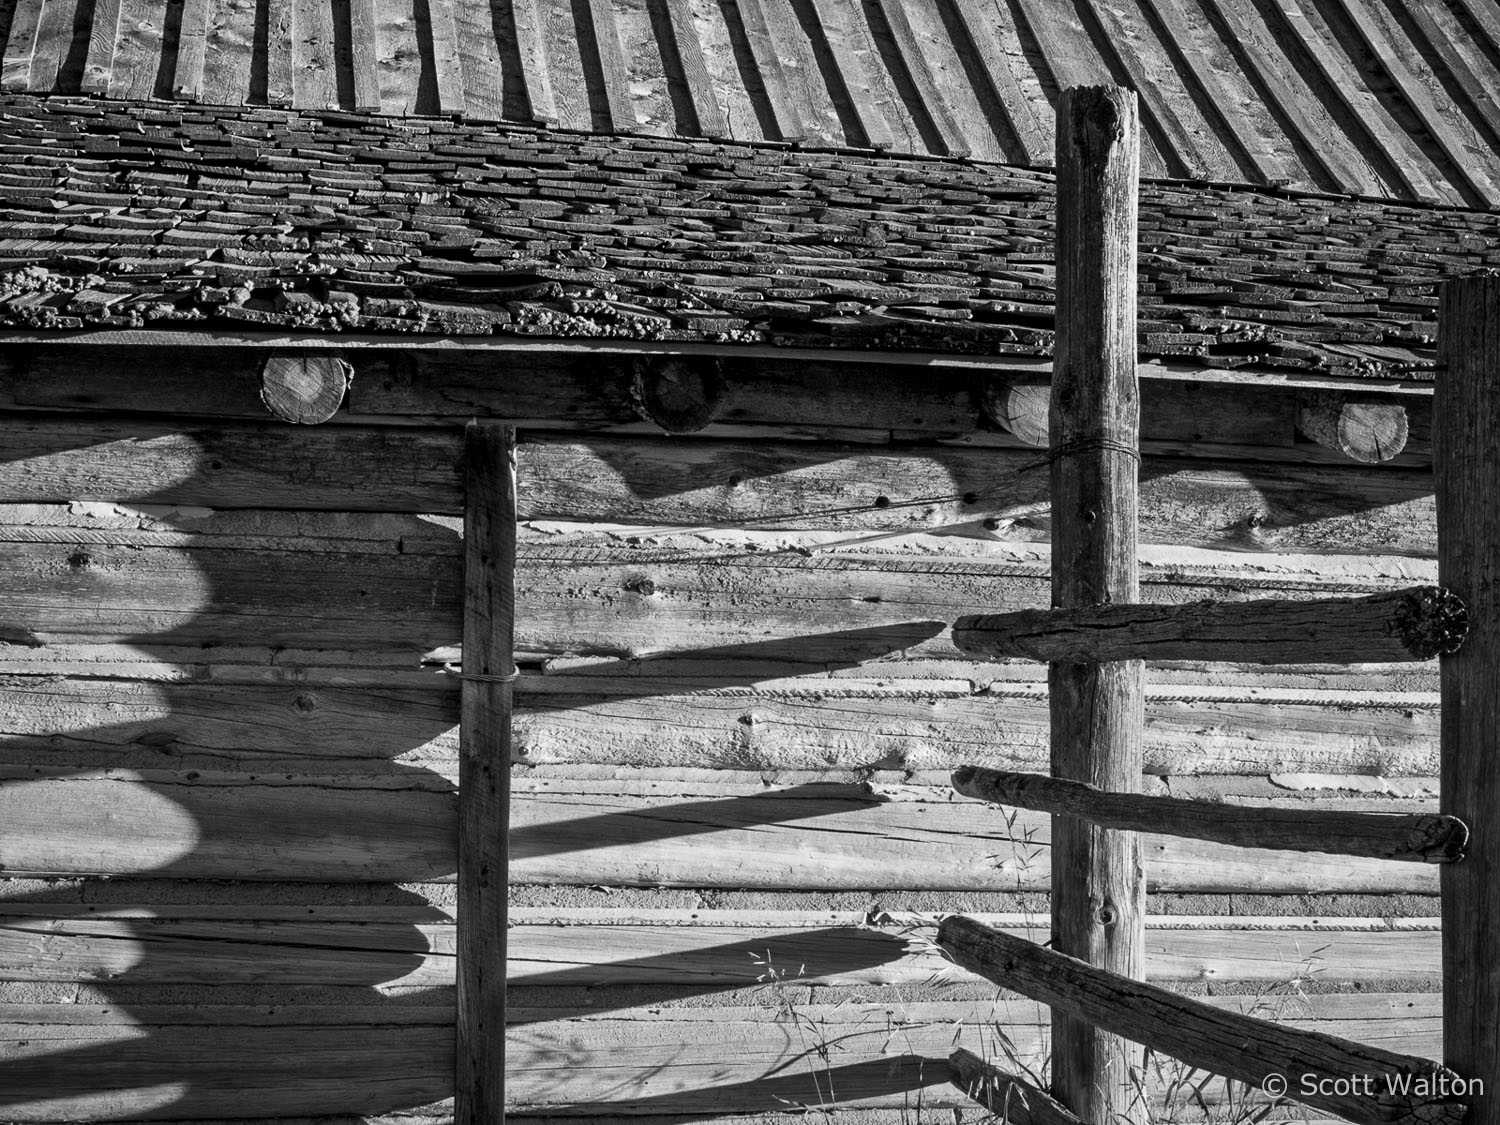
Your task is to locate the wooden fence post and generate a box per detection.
[1437,274,1500,1123]
[1049,85,1144,1125]
[457,422,516,1125]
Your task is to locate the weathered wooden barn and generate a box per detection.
[3,0,1500,1121]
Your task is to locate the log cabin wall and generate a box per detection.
[0,337,1454,1122]
[0,21,1493,1113]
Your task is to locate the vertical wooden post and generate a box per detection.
[1048,86,1145,1125]
[1437,274,1500,1123]
[457,422,516,1125]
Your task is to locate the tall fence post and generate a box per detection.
[1437,275,1500,1123]
[1049,85,1145,1125]
[456,422,516,1125]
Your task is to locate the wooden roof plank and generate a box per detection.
[661,0,728,137]
[1085,0,1239,180]
[1329,0,1500,207]
[727,0,804,142]
[807,0,895,150]
[107,0,163,98]
[171,0,211,99]
[1454,0,1500,62]
[428,0,468,115]
[347,0,382,112]
[876,0,969,158]
[81,0,123,94]
[0,0,44,92]
[1196,0,1383,196]
[510,0,559,124]
[264,0,294,106]
[586,0,635,132]
[1267,0,1457,204]
[1011,0,1168,177]
[948,0,1049,165]
[1138,0,1304,187]
[291,0,337,109]
[1394,0,1500,151]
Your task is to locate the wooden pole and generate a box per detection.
[939,916,1468,1125]
[260,354,352,424]
[1296,391,1409,463]
[953,586,1469,664]
[1437,274,1500,1123]
[456,421,516,1125]
[1048,85,1144,1125]
[953,766,1468,863]
[950,1048,1083,1125]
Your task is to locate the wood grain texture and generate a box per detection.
[457,423,515,1125]
[1296,392,1410,464]
[0,0,44,90]
[264,0,294,105]
[0,770,1446,892]
[1050,85,1144,1125]
[428,0,467,114]
[953,588,1469,665]
[508,0,557,123]
[291,0,336,107]
[452,0,503,119]
[81,0,123,93]
[1195,0,1381,195]
[952,766,1467,863]
[661,0,726,137]
[1437,274,1500,1121]
[1394,0,1500,151]
[172,0,211,98]
[938,916,1465,1125]
[585,0,633,131]
[259,354,352,423]
[806,0,893,149]
[0,908,1447,988]
[948,0,1050,164]
[876,0,968,157]
[347,0,381,111]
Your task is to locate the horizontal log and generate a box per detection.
[953,588,1468,664]
[0,673,1440,776]
[1297,391,1410,464]
[0,346,1307,450]
[0,418,1438,552]
[0,995,1442,1121]
[952,767,1467,863]
[0,524,1433,658]
[938,916,1464,1125]
[0,911,1444,988]
[0,770,1440,892]
[950,1048,1081,1125]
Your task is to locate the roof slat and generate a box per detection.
[877,0,969,158]
[510,0,559,124]
[1268,0,1457,204]
[291,0,336,108]
[728,0,804,142]
[1394,0,1500,151]
[586,0,634,132]
[1328,0,1500,207]
[1196,0,1382,196]
[171,0,210,100]
[264,0,294,106]
[348,0,382,113]
[428,0,467,115]
[661,0,728,138]
[0,0,43,92]
[807,0,894,149]
[81,0,122,95]
[1012,0,1169,177]
[948,0,1050,165]
[1138,0,1303,187]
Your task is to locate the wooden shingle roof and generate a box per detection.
[1,95,1497,380]
[2,0,1500,207]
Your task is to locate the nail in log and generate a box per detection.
[456,422,515,1125]
[1048,85,1144,1125]
[1438,273,1500,1125]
